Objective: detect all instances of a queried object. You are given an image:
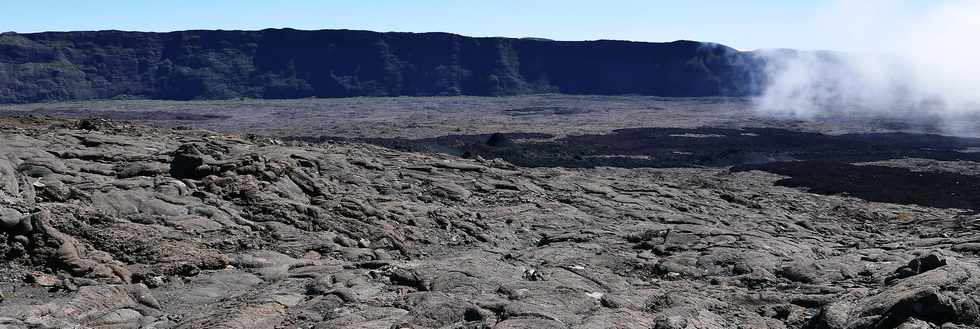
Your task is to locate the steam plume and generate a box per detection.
[755,0,980,133]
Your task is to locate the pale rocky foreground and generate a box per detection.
[1,117,979,329]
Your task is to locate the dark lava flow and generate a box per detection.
[299,127,980,168]
[733,161,980,210]
[0,109,230,121]
[295,127,980,210]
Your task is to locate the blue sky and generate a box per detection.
[1,0,942,51]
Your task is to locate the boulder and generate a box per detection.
[169,144,213,179]
[807,259,980,329]
[0,207,23,230]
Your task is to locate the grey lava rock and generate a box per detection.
[0,116,978,329]
[0,207,23,230]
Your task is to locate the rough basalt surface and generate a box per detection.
[1,117,979,329]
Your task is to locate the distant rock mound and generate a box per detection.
[484,132,514,147]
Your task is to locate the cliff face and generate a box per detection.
[0,29,765,103]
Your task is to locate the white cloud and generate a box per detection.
[755,0,980,133]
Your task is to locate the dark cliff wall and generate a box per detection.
[0,29,766,103]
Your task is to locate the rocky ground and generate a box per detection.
[2,96,972,139]
[1,115,979,329]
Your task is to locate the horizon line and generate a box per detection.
[4,27,783,52]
